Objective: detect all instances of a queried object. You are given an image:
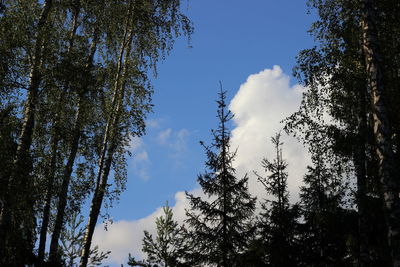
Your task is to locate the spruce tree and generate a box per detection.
[297,136,351,266]
[254,133,300,267]
[185,88,256,267]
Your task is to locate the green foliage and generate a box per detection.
[0,0,193,265]
[185,88,256,267]
[254,133,300,266]
[60,212,111,267]
[128,203,188,267]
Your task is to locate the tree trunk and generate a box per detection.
[48,99,83,264]
[80,26,134,267]
[48,28,99,264]
[0,0,53,261]
[38,4,81,263]
[354,84,370,267]
[37,121,60,264]
[361,0,400,265]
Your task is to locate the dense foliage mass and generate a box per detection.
[0,0,192,266]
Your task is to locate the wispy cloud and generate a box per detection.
[146,118,163,129]
[156,128,190,168]
[157,128,172,144]
[129,137,151,181]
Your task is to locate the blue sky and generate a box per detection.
[93,0,317,265]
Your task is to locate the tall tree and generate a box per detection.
[284,0,399,264]
[0,0,193,265]
[254,133,300,266]
[297,135,352,266]
[79,1,192,266]
[0,1,56,264]
[48,1,106,261]
[360,0,400,264]
[185,88,256,267]
[37,1,82,262]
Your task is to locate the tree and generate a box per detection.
[128,203,188,267]
[59,212,111,267]
[0,0,193,265]
[254,133,300,266]
[79,1,193,266]
[185,87,256,267]
[360,0,400,264]
[0,1,56,264]
[297,136,352,266]
[285,0,400,264]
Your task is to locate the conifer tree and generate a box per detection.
[297,135,351,266]
[59,212,111,267]
[254,133,300,267]
[128,203,188,267]
[185,87,256,267]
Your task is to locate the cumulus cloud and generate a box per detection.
[229,65,310,203]
[93,66,310,265]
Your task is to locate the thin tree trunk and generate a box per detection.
[38,3,81,263]
[80,26,134,267]
[361,0,400,265]
[48,98,83,264]
[37,120,60,264]
[220,91,228,267]
[48,28,99,264]
[354,84,369,267]
[0,0,53,261]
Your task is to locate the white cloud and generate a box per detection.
[156,128,190,168]
[129,137,151,181]
[157,128,172,144]
[174,129,189,154]
[146,118,162,129]
[157,128,189,153]
[128,136,144,153]
[229,65,310,203]
[93,66,310,266]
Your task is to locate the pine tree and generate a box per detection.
[254,133,300,267]
[59,212,111,267]
[185,87,256,267]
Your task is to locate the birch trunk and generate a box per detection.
[354,85,369,267]
[38,3,81,263]
[48,27,99,263]
[361,0,400,265]
[0,0,53,260]
[80,26,134,267]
